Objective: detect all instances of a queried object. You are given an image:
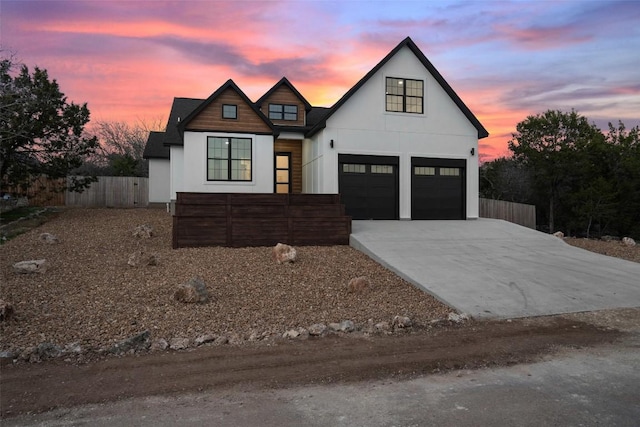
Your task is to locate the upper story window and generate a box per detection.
[207,137,252,181]
[222,104,237,119]
[385,77,423,114]
[269,104,297,121]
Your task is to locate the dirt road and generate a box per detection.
[0,315,625,419]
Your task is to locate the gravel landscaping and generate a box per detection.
[565,236,639,263]
[0,208,452,359]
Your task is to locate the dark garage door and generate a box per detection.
[338,154,398,220]
[412,157,466,220]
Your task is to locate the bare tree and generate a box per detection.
[86,118,165,176]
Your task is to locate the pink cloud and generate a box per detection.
[493,24,592,50]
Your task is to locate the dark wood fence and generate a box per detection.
[2,176,66,206]
[480,198,536,229]
[173,193,352,248]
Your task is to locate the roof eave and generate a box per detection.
[307,36,489,140]
[180,80,275,134]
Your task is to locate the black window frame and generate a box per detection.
[222,104,237,119]
[385,77,424,114]
[206,136,252,182]
[274,152,292,194]
[268,103,298,121]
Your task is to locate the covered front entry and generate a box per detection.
[411,157,466,220]
[274,139,302,193]
[338,154,399,220]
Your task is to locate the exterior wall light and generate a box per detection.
[330,139,334,148]
[470,147,475,156]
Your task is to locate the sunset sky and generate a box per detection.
[2,0,639,161]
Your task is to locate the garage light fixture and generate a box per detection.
[330,139,334,148]
[470,148,475,156]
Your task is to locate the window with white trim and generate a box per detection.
[386,77,423,114]
[207,137,252,181]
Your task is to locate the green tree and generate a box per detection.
[605,122,640,238]
[109,153,139,176]
[508,110,603,233]
[0,57,98,195]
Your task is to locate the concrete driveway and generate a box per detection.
[350,219,640,318]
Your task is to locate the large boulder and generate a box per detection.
[273,243,297,264]
[173,277,209,304]
[622,237,636,247]
[13,259,47,274]
[348,276,370,293]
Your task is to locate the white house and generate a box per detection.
[142,131,170,205]
[145,37,488,219]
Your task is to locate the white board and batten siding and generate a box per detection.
[303,45,479,219]
[169,132,274,201]
[148,158,170,203]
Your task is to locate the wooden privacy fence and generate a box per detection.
[479,198,536,229]
[66,176,148,207]
[1,176,66,206]
[173,192,352,248]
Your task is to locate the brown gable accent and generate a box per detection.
[185,88,272,134]
[261,86,305,127]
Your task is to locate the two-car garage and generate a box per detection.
[338,154,466,220]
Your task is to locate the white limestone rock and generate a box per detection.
[273,243,297,264]
[13,259,47,274]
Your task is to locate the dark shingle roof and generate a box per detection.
[163,97,204,147]
[306,107,331,127]
[143,131,170,159]
[256,77,313,111]
[306,37,489,139]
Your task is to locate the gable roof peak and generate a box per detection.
[306,36,488,139]
[178,78,274,133]
[256,76,312,111]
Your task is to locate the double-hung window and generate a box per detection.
[385,77,423,114]
[207,137,252,181]
[268,104,297,121]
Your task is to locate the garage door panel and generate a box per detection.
[412,158,465,220]
[339,155,398,220]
